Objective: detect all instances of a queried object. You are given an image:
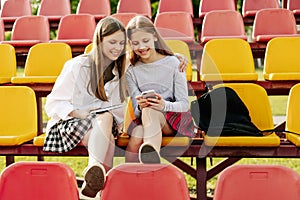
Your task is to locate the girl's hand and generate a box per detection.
[175,53,188,72]
[136,95,150,110]
[146,94,165,111]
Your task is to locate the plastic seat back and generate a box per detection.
[252,8,298,42]
[111,12,138,27]
[101,163,190,200]
[286,83,300,146]
[0,0,32,20]
[52,14,96,45]
[264,37,300,80]
[201,10,247,44]
[200,39,258,81]
[242,0,279,18]
[10,15,50,42]
[0,44,16,84]
[203,83,279,147]
[157,0,194,16]
[11,43,72,83]
[288,0,300,14]
[117,0,152,18]
[37,0,71,19]
[0,161,79,200]
[76,0,111,20]
[199,0,236,18]
[165,40,193,81]
[0,86,37,145]
[154,12,195,42]
[214,164,300,200]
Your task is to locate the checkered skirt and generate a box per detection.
[43,114,96,153]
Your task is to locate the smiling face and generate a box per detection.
[129,30,158,63]
[102,30,126,61]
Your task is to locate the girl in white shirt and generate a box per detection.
[43,17,127,198]
[125,16,195,164]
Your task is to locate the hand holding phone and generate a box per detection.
[141,89,157,99]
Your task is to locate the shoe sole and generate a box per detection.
[140,144,161,164]
[82,165,105,198]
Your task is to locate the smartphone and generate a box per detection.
[142,89,156,99]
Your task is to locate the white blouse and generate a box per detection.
[45,55,124,134]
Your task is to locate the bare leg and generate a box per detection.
[125,125,143,162]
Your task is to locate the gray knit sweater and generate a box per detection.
[125,55,189,118]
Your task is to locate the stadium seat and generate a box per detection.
[287,0,300,24]
[100,163,190,200]
[116,0,152,18]
[0,161,79,200]
[157,0,194,16]
[200,10,248,44]
[0,0,32,30]
[0,44,16,84]
[84,43,92,54]
[199,0,236,19]
[50,14,96,46]
[37,0,71,29]
[76,0,111,21]
[0,86,37,145]
[264,37,300,81]
[0,15,50,47]
[203,83,280,147]
[242,0,279,24]
[0,19,4,41]
[154,12,195,43]
[165,39,193,81]
[111,12,138,27]
[286,83,300,146]
[213,164,300,200]
[11,43,72,84]
[252,8,298,43]
[200,39,258,81]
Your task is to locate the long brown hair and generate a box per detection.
[89,16,127,101]
[126,15,173,65]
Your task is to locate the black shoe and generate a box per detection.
[81,164,106,198]
[139,144,161,164]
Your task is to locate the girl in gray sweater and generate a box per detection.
[125,15,195,163]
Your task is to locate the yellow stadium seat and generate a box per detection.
[11,43,72,84]
[200,38,258,82]
[204,83,280,147]
[165,39,193,81]
[84,43,92,54]
[264,37,300,81]
[0,44,16,84]
[117,97,191,147]
[286,83,300,146]
[0,86,37,145]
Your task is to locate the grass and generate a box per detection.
[4,66,292,196]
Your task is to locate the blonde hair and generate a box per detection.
[126,15,173,65]
[89,16,127,101]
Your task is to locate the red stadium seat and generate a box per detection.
[0,19,4,41]
[37,0,71,23]
[76,0,111,21]
[0,161,79,200]
[200,10,247,44]
[214,164,300,200]
[111,12,138,27]
[199,0,236,19]
[50,14,96,46]
[157,0,194,17]
[0,15,50,47]
[154,12,195,43]
[252,8,298,43]
[117,0,152,18]
[242,0,279,18]
[101,163,190,200]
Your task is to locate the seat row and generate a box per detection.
[0,161,190,200]
[2,36,300,86]
[2,82,300,149]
